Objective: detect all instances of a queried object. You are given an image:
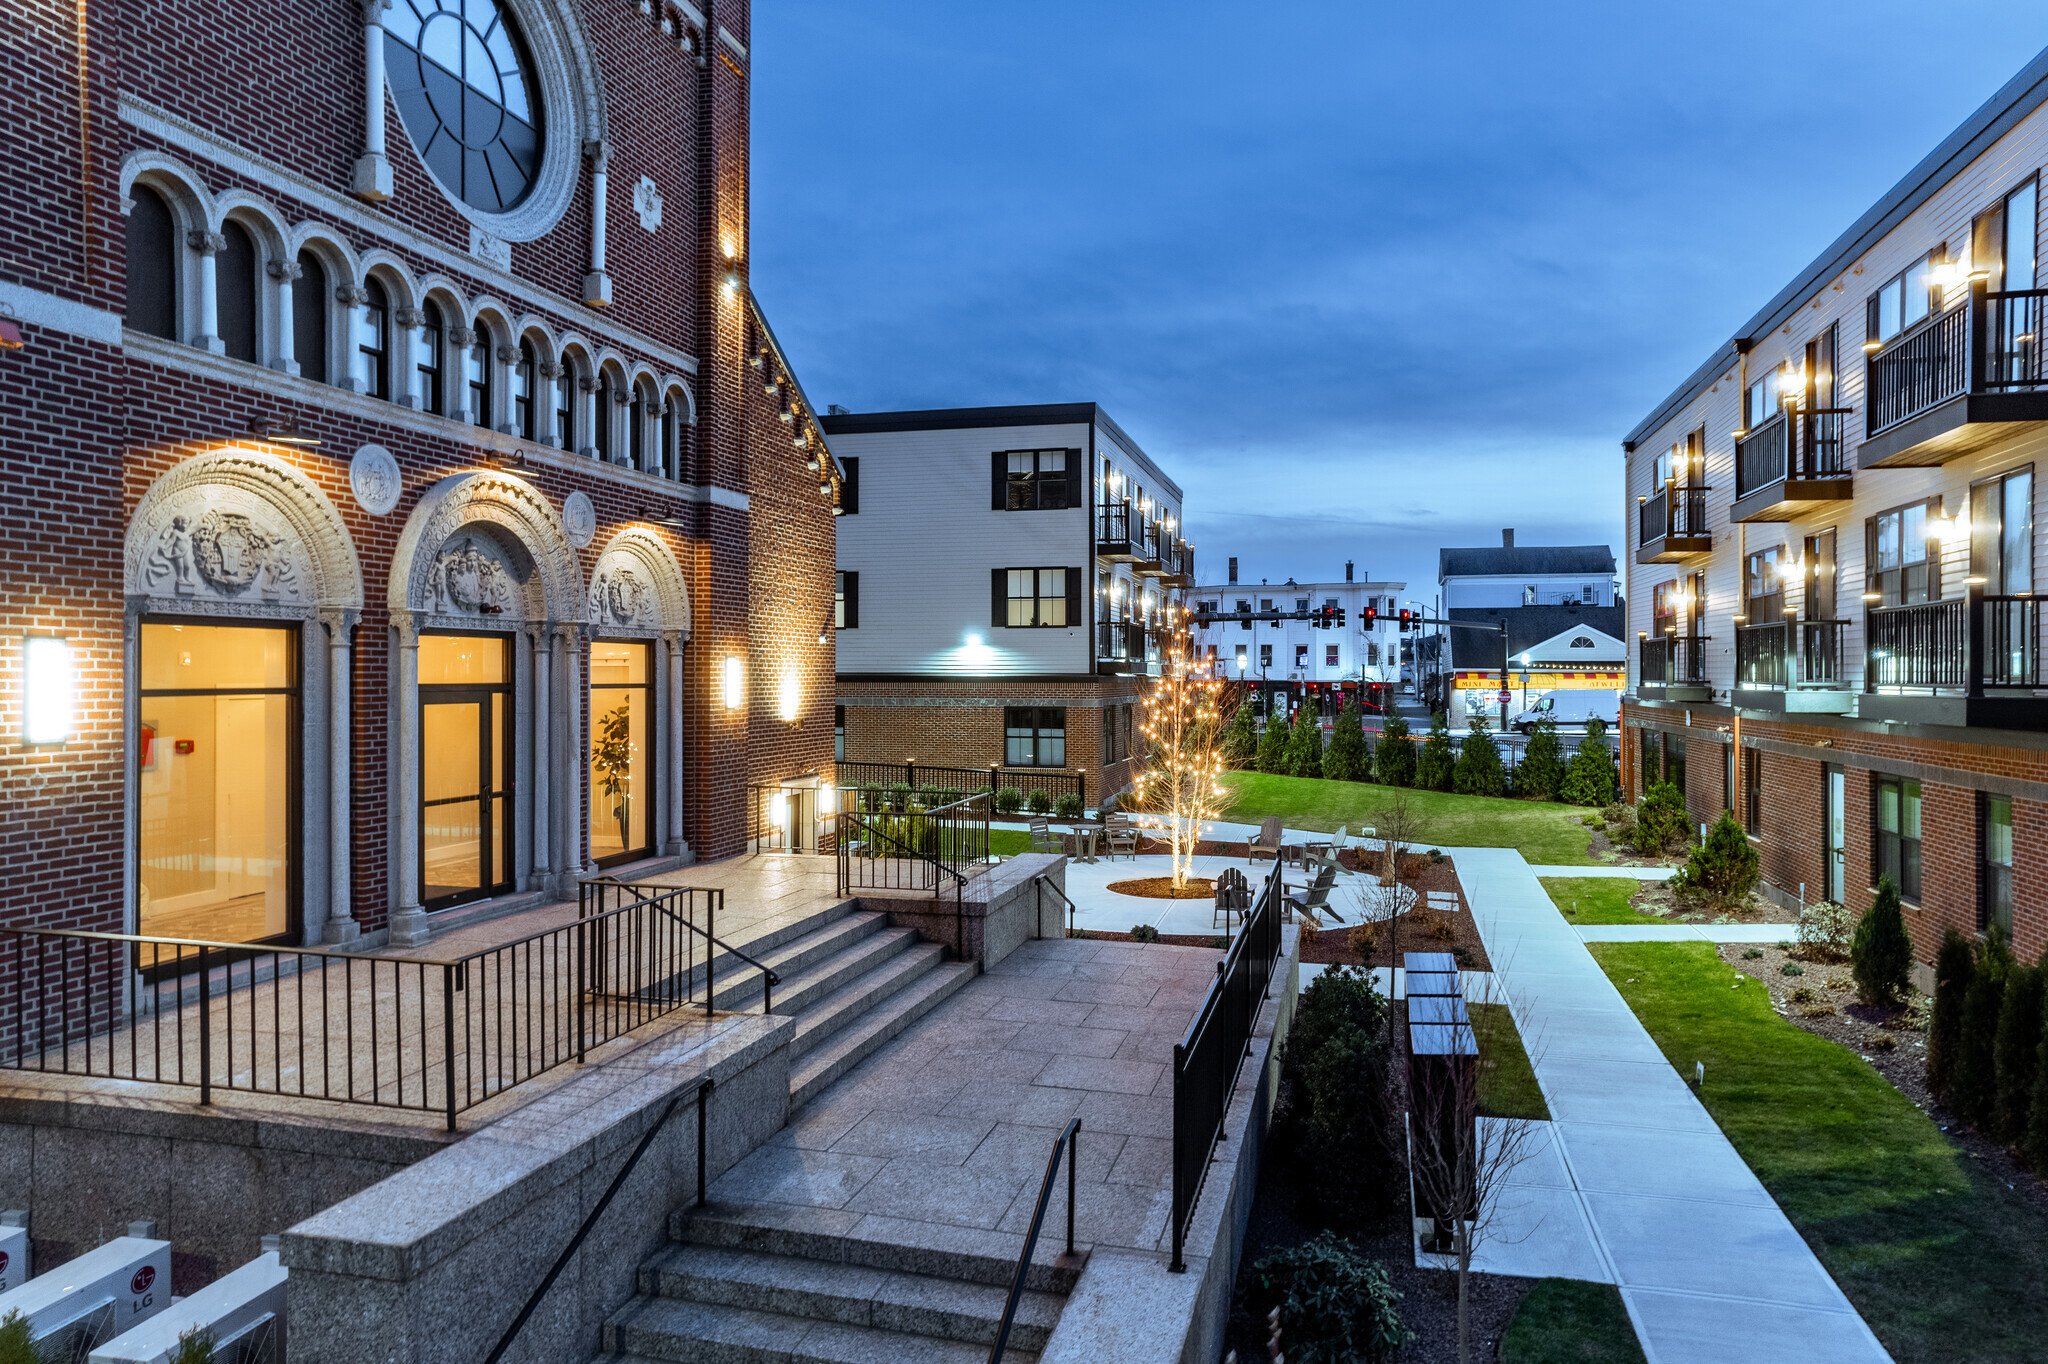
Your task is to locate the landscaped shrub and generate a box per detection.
[1054,792,1084,819]
[1415,713,1455,792]
[1247,1232,1411,1364]
[1851,876,1914,1007]
[1928,928,1976,1103]
[993,786,1024,816]
[1995,961,2045,1143]
[1277,966,1397,1229]
[1672,810,1759,909]
[172,1327,218,1364]
[1221,701,1257,768]
[2027,1018,2048,1172]
[886,781,914,811]
[1954,926,2014,1126]
[0,1312,32,1364]
[1374,712,1415,787]
[1631,780,1690,856]
[1323,701,1369,782]
[1452,716,1506,796]
[1130,923,1160,942]
[1026,789,1053,815]
[1514,717,1566,801]
[1257,711,1291,773]
[1795,899,1854,962]
[1346,922,1378,963]
[1559,722,1619,807]
[1287,705,1325,779]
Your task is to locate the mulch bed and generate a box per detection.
[1073,928,1230,949]
[1106,875,1215,900]
[1296,856,1492,973]
[1622,878,1801,926]
[1721,941,2048,1219]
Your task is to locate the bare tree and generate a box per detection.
[1404,971,1545,1364]
[1352,790,1428,1044]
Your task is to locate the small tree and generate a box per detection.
[0,1312,32,1364]
[1249,1233,1411,1364]
[1514,717,1566,801]
[1276,966,1398,1229]
[1129,646,1229,890]
[1324,701,1369,782]
[172,1327,219,1364]
[1995,960,2045,1143]
[1850,875,1914,1007]
[1632,780,1691,856]
[1954,926,2014,1127]
[1220,697,1256,768]
[1256,704,1291,773]
[1374,711,1416,787]
[1452,716,1506,797]
[1416,712,1456,792]
[1559,721,1618,807]
[1672,809,1759,909]
[1928,928,1977,1103]
[1287,702,1325,779]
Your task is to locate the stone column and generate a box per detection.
[536,360,561,447]
[352,0,395,200]
[583,140,613,306]
[496,342,520,435]
[394,306,423,408]
[578,374,598,459]
[664,631,687,856]
[187,229,225,353]
[267,258,301,375]
[388,617,429,947]
[560,624,594,880]
[338,284,369,393]
[530,627,554,887]
[321,610,361,944]
[609,385,630,465]
[447,326,475,421]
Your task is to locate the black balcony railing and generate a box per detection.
[1096,501,1133,552]
[1866,591,2043,693]
[1639,485,1709,544]
[1866,284,2048,438]
[1639,633,1709,687]
[1734,408,1852,498]
[836,760,1085,811]
[1096,619,1143,662]
[1735,618,1848,689]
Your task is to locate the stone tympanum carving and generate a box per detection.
[144,509,301,599]
[427,537,516,616]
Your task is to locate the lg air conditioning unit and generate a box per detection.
[0,1236,170,1358]
[90,1248,286,1364]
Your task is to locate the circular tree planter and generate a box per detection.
[1106,877,1215,900]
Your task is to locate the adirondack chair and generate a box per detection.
[1213,867,1252,930]
[1028,817,1062,854]
[1247,816,1285,866]
[1287,863,1342,925]
[1303,825,1351,875]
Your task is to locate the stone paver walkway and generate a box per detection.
[1456,847,1889,1364]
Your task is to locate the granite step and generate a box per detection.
[753,924,927,1018]
[790,959,977,1106]
[600,1297,1038,1364]
[673,1202,1084,1296]
[705,910,895,1012]
[638,1243,1064,1351]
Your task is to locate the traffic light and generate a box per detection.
[1362,605,1378,629]
[1397,608,1413,634]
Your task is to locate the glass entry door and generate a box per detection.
[420,634,513,910]
[1824,766,1846,905]
[588,640,655,867]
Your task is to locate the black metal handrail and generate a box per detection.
[837,760,1085,810]
[583,879,782,1013]
[1032,873,1078,940]
[485,1075,713,1364]
[835,796,991,960]
[1096,619,1142,661]
[1734,407,1853,497]
[1984,288,2048,391]
[1170,867,1282,1272]
[987,1118,1080,1364]
[1095,500,1132,550]
[1868,300,1969,436]
[1866,590,2042,693]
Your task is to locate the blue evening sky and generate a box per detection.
[752,2,2048,603]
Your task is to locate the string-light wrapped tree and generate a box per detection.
[1131,616,1233,890]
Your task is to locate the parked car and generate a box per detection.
[1510,689,1619,733]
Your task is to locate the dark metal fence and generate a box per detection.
[1095,501,1133,553]
[1868,300,1969,436]
[1170,866,1282,1272]
[1735,408,1852,497]
[1982,288,2048,391]
[1639,634,1709,686]
[838,760,1085,811]
[0,883,743,1130]
[1639,485,1708,543]
[1737,618,1849,691]
[1866,591,2042,692]
[1095,620,1143,663]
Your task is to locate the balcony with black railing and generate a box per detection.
[1731,406,1854,522]
[1095,501,1137,560]
[1861,588,2048,729]
[1637,633,1712,700]
[1132,520,1167,574]
[1096,619,1147,673]
[1860,281,2048,468]
[1733,618,1852,713]
[1635,484,1712,565]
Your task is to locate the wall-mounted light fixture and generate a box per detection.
[248,414,320,448]
[778,669,801,723]
[22,635,75,745]
[0,306,23,351]
[722,656,745,710]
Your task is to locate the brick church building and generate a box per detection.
[1,0,839,948]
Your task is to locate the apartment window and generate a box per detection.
[416,298,444,414]
[1744,546,1787,619]
[1294,597,1309,614]
[1325,644,1340,668]
[1198,600,1219,615]
[835,571,858,629]
[1104,704,1133,766]
[1867,500,1937,605]
[1651,576,1700,636]
[1366,642,1380,666]
[358,276,392,400]
[1970,466,2034,595]
[840,457,860,514]
[1745,366,1786,430]
[1581,584,1596,603]
[994,449,1077,510]
[1293,644,1309,671]
[996,567,1075,628]
[1743,747,1762,835]
[1259,644,1272,669]
[465,325,493,427]
[1982,795,2014,936]
[511,338,536,438]
[1867,251,1939,346]
[1005,707,1066,767]
[1874,775,1922,901]
[834,706,845,763]
[553,360,576,450]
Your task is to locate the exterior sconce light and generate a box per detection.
[722,656,745,710]
[23,635,75,745]
[769,792,789,829]
[248,414,320,447]
[779,670,801,723]
[0,311,22,350]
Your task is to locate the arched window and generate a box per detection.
[629,385,647,470]
[512,339,537,439]
[125,186,178,339]
[416,299,445,414]
[594,371,616,462]
[217,221,259,363]
[466,324,493,427]
[359,276,392,399]
[554,358,576,450]
[294,250,330,383]
[660,395,682,480]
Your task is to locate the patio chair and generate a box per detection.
[1213,867,1251,931]
[1286,863,1342,925]
[1028,817,1062,854]
[1247,816,1285,866]
[1102,813,1140,861]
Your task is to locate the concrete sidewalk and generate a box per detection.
[1455,846,1889,1364]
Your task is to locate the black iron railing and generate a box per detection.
[835,795,993,959]
[1867,284,2048,437]
[1985,288,2048,390]
[1639,485,1709,544]
[837,760,1085,810]
[1170,866,1282,1272]
[1735,408,1852,497]
[1734,618,1848,690]
[1134,518,1163,564]
[582,879,782,1013]
[1032,874,1078,940]
[1639,634,1709,687]
[988,1119,1080,1364]
[1096,620,1143,662]
[0,884,737,1130]
[1095,501,1133,553]
[1866,591,2042,692]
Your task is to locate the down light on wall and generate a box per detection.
[247,414,320,448]
[722,656,745,710]
[778,669,801,723]
[22,635,75,745]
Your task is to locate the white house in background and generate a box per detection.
[1189,559,1407,723]
[1442,603,1626,731]
[1439,529,1619,608]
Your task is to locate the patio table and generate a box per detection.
[1061,821,1103,863]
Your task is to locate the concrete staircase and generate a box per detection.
[698,900,977,1107]
[595,1204,1082,1364]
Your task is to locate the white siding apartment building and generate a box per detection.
[1189,561,1406,721]
[824,403,1189,805]
[1622,46,2048,969]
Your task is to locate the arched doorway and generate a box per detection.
[585,529,692,867]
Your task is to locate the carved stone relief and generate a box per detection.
[589,564,652,627]
[562,490,597,548]
[350,443,403,517]
[426,536,518,617]
[143,509,303,601]
[633,175,664,232]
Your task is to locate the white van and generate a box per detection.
[1511,689,1619,733]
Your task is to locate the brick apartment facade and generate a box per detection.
[823,404,1191,809]
[1,0,837,948]
[1622,47,2048,969]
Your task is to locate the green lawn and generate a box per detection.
[988,828,1031,858]
[1219,771,1597,864]
[1540,876,1669,927]
[1500,1280,1644,1364]
[1592,941,2048,1362]
[1472,1002,1549,1120]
